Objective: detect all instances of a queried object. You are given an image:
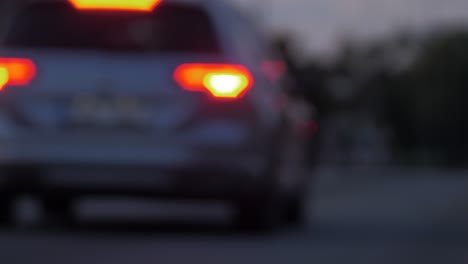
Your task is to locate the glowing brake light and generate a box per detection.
[0,58,37,91]
[68,0,162,12]
[0,68,8,91]
[174,64,253,99]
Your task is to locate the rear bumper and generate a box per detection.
[0,130,269,169]
[0,164,265,200]
[0,138,271,200]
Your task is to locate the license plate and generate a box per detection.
[67,95,148,127]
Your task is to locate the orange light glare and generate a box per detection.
[0,58,36,89]
[68,0,162,12]
[174,64,253,99]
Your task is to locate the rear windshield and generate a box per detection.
[3,2,221,54]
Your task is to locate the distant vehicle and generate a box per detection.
[0,0,316,233]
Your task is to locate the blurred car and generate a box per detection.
[0,0,315,232]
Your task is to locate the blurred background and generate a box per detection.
[244,0,468,168]
[1,0,468,263]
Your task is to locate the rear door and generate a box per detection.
[0,1,226,132]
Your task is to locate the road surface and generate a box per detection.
[1,167,467,264]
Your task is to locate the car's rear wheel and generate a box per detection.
[234,117,309,234]
[282,167,312,227]
[283,194,307,226]
[0,194,15,228]
[42,195,76,227]
[234,189,283,234]
[234,134,287,234]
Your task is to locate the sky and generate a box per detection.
[231,0,468,56]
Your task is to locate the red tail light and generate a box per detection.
[0,58,37,91]
[174,64,254,99]
[68,0,162,12]
[261,60,287,82]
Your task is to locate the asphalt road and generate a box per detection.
[1,167,468,264]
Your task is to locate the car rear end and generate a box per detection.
[0,0,276,202]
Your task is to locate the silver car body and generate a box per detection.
[0,0,311,198]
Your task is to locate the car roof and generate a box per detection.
[9,0,235,18]
[2,0,258,61]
